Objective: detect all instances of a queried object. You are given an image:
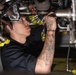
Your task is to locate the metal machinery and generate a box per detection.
[0,0,76,74]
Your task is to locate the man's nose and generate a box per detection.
[22,17,30,26]
[22,18,30,26]
[25,20,30,25]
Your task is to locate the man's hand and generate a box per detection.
[43,12,57,31]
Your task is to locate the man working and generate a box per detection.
[1,12,57,74]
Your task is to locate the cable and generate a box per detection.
[1,0,20,18]
[66,41,72,72]
[66,31,76,75]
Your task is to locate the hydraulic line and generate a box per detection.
[66,31,76,74]
[0,0,21,18]
[66,38,72,72]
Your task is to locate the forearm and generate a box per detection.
[35,31,55,74]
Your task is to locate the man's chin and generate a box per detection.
[26,33,31,37]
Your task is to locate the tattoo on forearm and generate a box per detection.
[39,32,55,66]
[45,33,55,64]
[46,21,53,29]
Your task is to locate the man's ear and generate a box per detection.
[6,25,12,31]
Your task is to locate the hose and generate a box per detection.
[66,31,76,75]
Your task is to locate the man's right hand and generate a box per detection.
[43,12,57,31]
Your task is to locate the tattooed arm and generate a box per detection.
[35,13,57,74]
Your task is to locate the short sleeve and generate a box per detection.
[1,44,37,72]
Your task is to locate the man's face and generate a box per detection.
[12,17,31,37]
